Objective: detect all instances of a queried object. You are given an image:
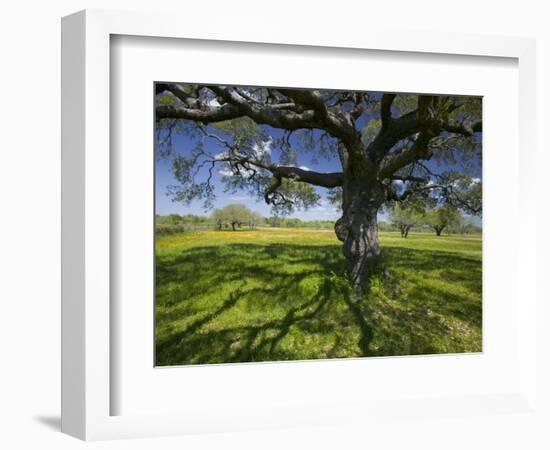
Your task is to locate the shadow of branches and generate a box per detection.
[155,242,482,365]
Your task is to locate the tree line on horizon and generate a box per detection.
[155,203,336,233]
[156,202,481,236]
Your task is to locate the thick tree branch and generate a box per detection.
[156,104,242,124]
[378,130,435,179]
[156,83,198,106]
[265,88,361,148]
[276,89,328,119]
[442,120,482,136]
[375,95,481,179]
[157,84,365,152]
[368,95,438,162]
[190,123,345,190]
[172,85,323,132]
[240,157,344,188]
[272,166,343,188]
[380,93,396,131]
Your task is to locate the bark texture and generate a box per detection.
[335,179,385,296]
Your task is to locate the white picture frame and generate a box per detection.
[61,9,538,441]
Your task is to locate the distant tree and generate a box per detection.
[211,204,257,231]
[211,209,225,230]
[167,213,183,226]
[452,214,482,235]
[244,211,263,230]
[155,214,188,235]
[390,199,428,238]
[425,206,462,236]
[189,214,201,229]
[267,216,283,228]
[285,218,302,228]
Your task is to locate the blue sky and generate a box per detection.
[156,110,482,223]
[156,126,345,220]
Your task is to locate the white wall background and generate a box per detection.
[0,1,548,449]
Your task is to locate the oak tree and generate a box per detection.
[156,84,482,295]
[211,203,257,231]
[425,206,462,236]
[390,199,428,238]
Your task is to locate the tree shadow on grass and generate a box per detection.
[157,244,343,288]
[384,246,482,329]
[155,243,482,365]
[155,275,337,365]
[365,246,482,355]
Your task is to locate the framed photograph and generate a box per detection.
[62,9,538,441]
[153,82,483,368]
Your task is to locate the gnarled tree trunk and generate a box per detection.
[335,179,384,297]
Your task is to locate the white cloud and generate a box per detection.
[252,138,273,159]
[219,168,233,177]
[214,151,229,160]
[299,166,311,171]
[219,166,255,178]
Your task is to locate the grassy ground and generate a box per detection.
[155,228,482,366]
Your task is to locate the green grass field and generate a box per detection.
[155,228,482,366]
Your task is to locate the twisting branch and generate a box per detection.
[156,85,482,214]
[378,130,435,178]
[156,103,242,124]
[368,95,438,162]
[170,122,344,209]
[157,84,316,129]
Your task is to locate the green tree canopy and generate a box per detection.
[425,206,462,236]
[390,199,428,238]
[211,204,259,231]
